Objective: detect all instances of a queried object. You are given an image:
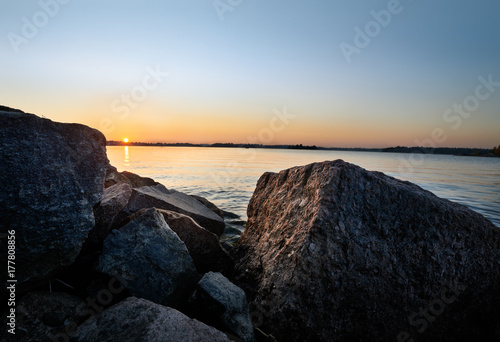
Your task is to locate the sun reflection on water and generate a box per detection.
[124,146,130,167]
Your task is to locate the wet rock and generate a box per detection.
[234,160,500,341]
[96,208,198,307]
[157,209,233,275]
[190,272,255,342]
[72,297,232,342]
[0,110,108,291]
[120,184,225,236]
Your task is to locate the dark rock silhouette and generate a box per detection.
[0,292,85,342]
[234,160,500,341]
[72,297,232,342]
[0,110,108,291]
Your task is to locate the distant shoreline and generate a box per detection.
[107,141,499,158]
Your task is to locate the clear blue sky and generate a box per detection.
[1,0,499,148]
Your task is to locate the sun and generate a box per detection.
[123,138,129,143]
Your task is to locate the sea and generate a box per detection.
[107,146,500,236]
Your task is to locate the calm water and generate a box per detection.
[107,146,500,228]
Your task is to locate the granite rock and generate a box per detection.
[234,160,500,341]
[96,208,198,307]
[0,110,108,291]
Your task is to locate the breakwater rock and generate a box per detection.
[234,160,500,341]
[0,109,108,291]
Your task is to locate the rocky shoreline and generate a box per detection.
[1,108,500,341]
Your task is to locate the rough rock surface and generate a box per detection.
[234,160,500,341]
[0,292,85,342]
[120,184,225,236]
[104,164,158,188]
[191,194,225,218]
[96,208,198,307]
[157,209,233,275]
[72,297,232,342]
[80,182,132,254]
[190,272,256,342]
[0,110,108,291]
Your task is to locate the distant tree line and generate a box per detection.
[493,145,500,157]
[382,146,498,157]
[107,140,499,157]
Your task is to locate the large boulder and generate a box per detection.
[189,272,256,342]
[234,160,500,341]
[157,209,233,275]
[0,109,108,291]
[96,208,198,307]
[119,184,225,236]
[72,297,232,342]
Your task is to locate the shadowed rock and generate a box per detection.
[189,272,256,342]
[80,182,132,254]
[72,297,232,342]
[96,208,197,307]
[119,184,225,236]
[0,110,108,291]
[234,160,500,342]
[0,292,85,342]
[0,105,24,113]
[157,209,233,275]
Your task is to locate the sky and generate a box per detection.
[1,0,499,148]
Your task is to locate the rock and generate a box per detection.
[104,165,123,188]
[190,272,256,342]
[191,194,225,218]
[0,292,85,342]
[72,297,232,342]
[223,210,241,219]
[0,110,108,291]
[234,160,500,341]
[80,182,133,254]
[0,104,24,113]
[104,164,158,188]
[157,209,233,275]
[119,184,225,236]
[96,208,198,307]
[121,170,159,188]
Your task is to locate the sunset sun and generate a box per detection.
[123,138,129,143]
